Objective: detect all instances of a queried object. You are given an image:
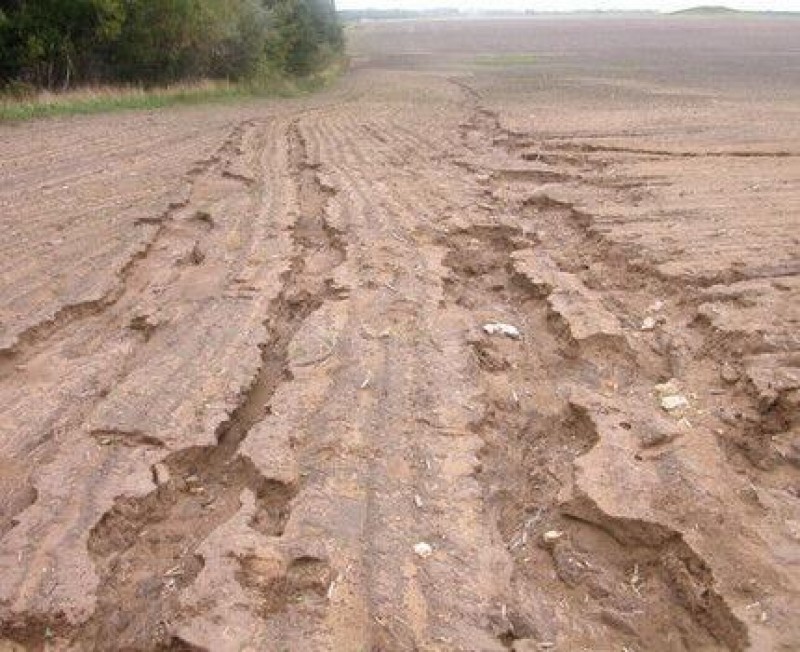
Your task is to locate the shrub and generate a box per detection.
[0,0,342,88]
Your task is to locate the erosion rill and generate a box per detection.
[76,123,347,649]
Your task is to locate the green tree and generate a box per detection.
[2,0,124,88]
[0,8,12,83]
[112,0,274,83]
[263,0,341,76]
[0,0,342,88]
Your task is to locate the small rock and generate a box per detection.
[649,299,665,312]
[483,322,521,340]
[720,364,740,384]
[413,542,433,558]
[153,463,170,485]
[655,379,681,395]
[661,395,689,411]
[641,316,657,331]
[542,530,564,543]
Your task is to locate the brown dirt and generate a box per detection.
[1,15,799,652]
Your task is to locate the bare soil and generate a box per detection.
[1,15,798,652]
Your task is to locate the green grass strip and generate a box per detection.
[0,59,346,123]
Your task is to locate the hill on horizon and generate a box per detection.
[672,5,742,14]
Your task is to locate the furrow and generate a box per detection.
[0,119,256,373]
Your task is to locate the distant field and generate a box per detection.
[349,15,800,96]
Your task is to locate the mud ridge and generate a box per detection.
[518,175,795,474]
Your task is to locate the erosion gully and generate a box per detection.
[72,123,347,650]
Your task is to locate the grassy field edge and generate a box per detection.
[0,58,348,123]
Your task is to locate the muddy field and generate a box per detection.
[1,15,798,652]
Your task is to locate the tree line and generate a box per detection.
[0,0,342,90]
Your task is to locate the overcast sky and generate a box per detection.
[337,1,800,11]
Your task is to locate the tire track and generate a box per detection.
[289,104,517,650]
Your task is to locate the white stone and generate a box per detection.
[655,379,680,395]
[543,530,564,543]
[661,395,689,411]
[483,322,521,339]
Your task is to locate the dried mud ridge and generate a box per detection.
[441,222,745,651]
[0,119,260,544]
[0,118,267,540]
[461,88,798,475]
[1,63,798,650]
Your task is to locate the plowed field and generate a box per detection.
[1,15,798,652]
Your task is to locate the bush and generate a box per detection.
[0,0,342,88]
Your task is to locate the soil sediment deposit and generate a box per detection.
[1,15,799,652]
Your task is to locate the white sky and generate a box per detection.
[337,1,800,11]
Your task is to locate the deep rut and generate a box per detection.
[68,121,347,651]
[456,72,797,483]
